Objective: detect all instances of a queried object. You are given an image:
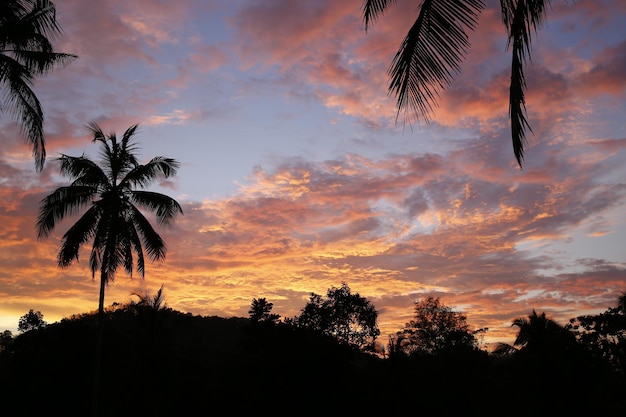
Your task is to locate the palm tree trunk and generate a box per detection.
[91,271,106,417]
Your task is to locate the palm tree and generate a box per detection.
[37,122,183,317]
[363,0,552,167]
[36,122,182,416]
[512,309,578,356]
[493,310,575,358]
[1,0,77,171]
[131,284,168,312]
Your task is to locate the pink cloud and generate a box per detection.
[1,0,624,347]
[575,40,626,96]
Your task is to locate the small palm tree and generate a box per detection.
[0,0,77,171]
[363,0,552,167]
[131,284,168,312]
[36,122,182,416]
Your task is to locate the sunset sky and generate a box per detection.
[1,0,625,347]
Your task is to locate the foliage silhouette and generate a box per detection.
[17,309,46,332]
[1,303,622,417]
[0,330,13,352]
[389,296,484,357]
[491,309,615,416]
[290,282,380,350]
[362,0,556,167]
[0,306,380,416]
[567,293,626,375]
[248,297,280,324]
[0,0,76,170]
[131,283,168,312]
[1,297,625,416]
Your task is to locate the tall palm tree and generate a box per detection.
[363,0,552,167]
[37,122,183,317]
[1,0,77,171]
[36,122,182,416]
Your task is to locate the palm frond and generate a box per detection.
[0,0,76,171]
[58,154,106,183]
[5,48,76,76]
[37,185,98,238]
[129,205,166,261]
[363,0,396,31]
[1,56,45,169]
[57,205,101,267]
[511,316,529,346]
[87,123,115,176]
[87,122,107,144]
[115,125,140,174]
[88,245,102,280]
[122,157,180,189]
[492,342,518,357]
[120,124,140,159]
[128,222,146,276]
[131,224,146,277]
[501,0,551,167]
[22,0,64,40]
[119,231,135,277]
[130,191,183,225]
[132,284,166,310]
[388,0,485,125]
[97,212,121,283]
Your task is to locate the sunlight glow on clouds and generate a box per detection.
[146,110,194,126]
[0,0,625,347]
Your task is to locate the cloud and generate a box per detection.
[575,40,626,97]
[1,0,624,348]
[126,136,624,342]
[146,110,195,126]
[2,131,624,344]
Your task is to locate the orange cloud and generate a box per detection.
[1,0,624,349]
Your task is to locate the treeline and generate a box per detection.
[0,284,624,416]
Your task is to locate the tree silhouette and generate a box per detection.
[248,298,280,324]
[494,309,575,357]
[512,309,576,355]
[294,282,380,350]
[17,309,47,332]
[0,0,76,170]
[0,298,623,415]
[568,292,626,374]
[362,0,554,167]
[391,296,483,356]
[36,122,182,416]
[0,329,12,352]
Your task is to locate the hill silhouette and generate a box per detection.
[0,304,623,416]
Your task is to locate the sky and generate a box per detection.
[1,0,625,348]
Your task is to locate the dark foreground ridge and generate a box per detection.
[1,305,623,417]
